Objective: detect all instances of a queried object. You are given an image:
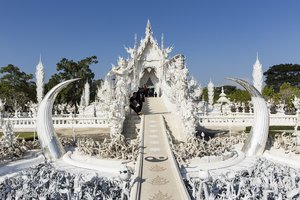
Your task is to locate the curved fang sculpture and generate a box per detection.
[226,78,269,156]
[36,79,80,160]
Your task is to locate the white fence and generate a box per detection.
[0,117,110,130]
[0,113,298,131]
[200,113,299,127]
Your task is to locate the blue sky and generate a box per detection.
[1,1,300,87]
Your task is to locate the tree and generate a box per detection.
[227,89,251,103]
[0,64,36,111]
[264,64,300,92]
[279,82,300,108]
[45,56,99,107]
[262,85,281,103]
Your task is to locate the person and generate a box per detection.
[136,88,143,113]
[154,92,157,97]
[138,87,145,102]
[130,92,142,115]
[143,84,148,97]
[149,88,154,97]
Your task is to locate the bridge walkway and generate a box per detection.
[137,97,190,200]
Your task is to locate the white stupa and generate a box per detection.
[217,87,230,104]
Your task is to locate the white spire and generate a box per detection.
[36,55,45,104]
[134,33,138,49]
[39,53,42,64]
[221,86,225,96]
[208,80,214,107]
[84,81,90,107]
[252,53,263,93]
[145,19,152,36]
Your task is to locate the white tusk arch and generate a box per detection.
[36,79,80,160]
[226,78,269,156]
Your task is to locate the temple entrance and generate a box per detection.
[139,68,159,97]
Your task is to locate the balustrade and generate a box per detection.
[200,113,298,127]
[0,117,109,130]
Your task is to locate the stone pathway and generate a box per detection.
[139,98,190,200]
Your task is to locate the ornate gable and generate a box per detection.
[137,20,163,62]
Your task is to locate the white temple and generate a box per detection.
[108,20,173,95]
[252,53,263,93]
[105,20,200,137]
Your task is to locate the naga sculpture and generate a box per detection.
[36,79,79,160]
[227,78,269,156]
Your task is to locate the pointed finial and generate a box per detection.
[161,33,164,50]
[39,54,42,64]
[208,78,215,87]
[147,19,151,28]
[254,52,261,66]
[145,19,152,36]
[134,33,138,49]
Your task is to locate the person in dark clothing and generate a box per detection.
[149,88,154,97]
[136,89,143,113]
[130,92,140,114]
[143,84,148,97]
[138,87,145,102]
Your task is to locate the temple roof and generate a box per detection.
[136,20,163,60]
[125,20,172,62]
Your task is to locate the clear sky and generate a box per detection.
[1,1,300,87]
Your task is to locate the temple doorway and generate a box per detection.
[139,68,159,97]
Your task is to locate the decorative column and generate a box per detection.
[252,53,263,93]
[207,80,214,110]
[36,55,45,104]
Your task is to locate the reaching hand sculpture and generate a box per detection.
[227,78,269,156]
[36,79,80,160]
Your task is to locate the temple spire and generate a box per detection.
[145,19,152,36]
[39,53,42,64]
[252,53,263,93]
[36,55,45,104]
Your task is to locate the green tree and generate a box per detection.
[262,85,281,103]
[264,64,300,92]
[262,85,275,100]
[227,89,251,103]
[0,64,36,111]
[45,56,98,107]
[279,82,300,108]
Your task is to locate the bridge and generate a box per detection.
[132,97,190,200]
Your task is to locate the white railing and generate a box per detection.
[200,113,298,127]
[1,113,298,131]
[0,117,110,130]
